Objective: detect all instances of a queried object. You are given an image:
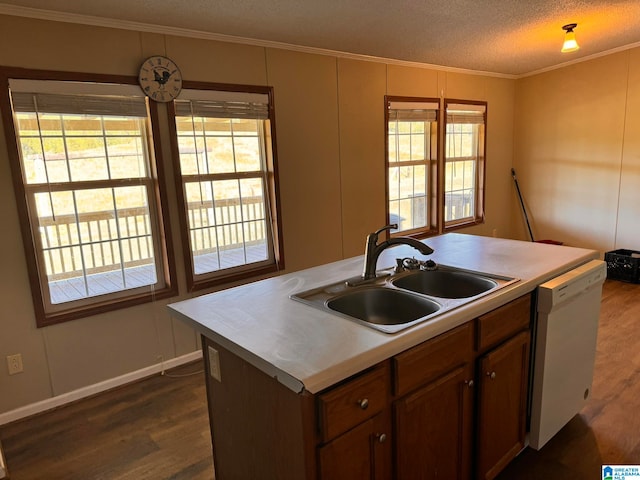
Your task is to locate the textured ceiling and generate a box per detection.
[1,0,640,76]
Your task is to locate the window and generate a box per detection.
[385,97,439,236]
[385,97,487,236]
[443,100,486,229]
[169,85,283,290]
[2,72,176,326]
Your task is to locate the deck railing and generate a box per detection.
[187,195,266,255]
[38,195,266,281]
[445,191,474,221]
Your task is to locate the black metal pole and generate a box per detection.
[511,168,535,242]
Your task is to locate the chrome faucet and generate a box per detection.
[361,224,434,280]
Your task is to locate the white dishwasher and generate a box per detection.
[529,259,606,450]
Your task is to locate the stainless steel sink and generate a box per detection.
[391,270,498,298]
[290,264,519,334]
[326,287,440,326]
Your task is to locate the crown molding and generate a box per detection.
[2,3,638,80]
[0,3,516,79]
[520,41,640,78]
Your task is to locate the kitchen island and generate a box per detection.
[168,233,600,479]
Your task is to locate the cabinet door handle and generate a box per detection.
[465,379,475,388]
[375,433,387,443]
[358,398,369,410]
[486,371,496,380]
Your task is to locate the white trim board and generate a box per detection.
[0,350,202,426]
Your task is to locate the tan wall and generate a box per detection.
[619,48,640,248]
[0,14,516,415]
[514,48,640,250]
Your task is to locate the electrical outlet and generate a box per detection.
[208,346,222,382]
[7,354,23,375]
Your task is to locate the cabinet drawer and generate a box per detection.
[318,363,389,442]
[318,412,391,480]
[392,322,473,397]
[477,294,531,352]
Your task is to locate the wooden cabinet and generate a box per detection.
[475,295,532,480]
[476,331,530,480]
[476,295,531,352]
[317,363,392,480]
[394,364,474,479]
[392,322,474,397]
[202,337,318,480]
[319,413,391,480]
[392,322,474,479]
[201,294,532,480]
[390,295,531,480]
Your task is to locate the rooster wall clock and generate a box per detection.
[138,56,183,103]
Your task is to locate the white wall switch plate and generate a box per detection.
[208,346,222,382]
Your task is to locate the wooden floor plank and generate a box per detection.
[0,362,214,480]
[1,279,638,479]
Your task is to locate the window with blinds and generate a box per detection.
[385,97,439,236]
[4,76,175,326]
[170,86,283,290]
[444,100,487,228]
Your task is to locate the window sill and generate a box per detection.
[443,217,484,232]
[189,263,283,293]
[36,284,179,328]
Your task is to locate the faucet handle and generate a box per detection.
[402,257,421,270]
[373,224,398,236]
[394,258,405,273]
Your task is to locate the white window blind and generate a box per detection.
[446,103,486,124]
[9,79,147,117]
[175,89,269,119]
[388,101,438,122]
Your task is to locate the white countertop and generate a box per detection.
[167,233,599,394]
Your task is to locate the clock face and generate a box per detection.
[138,56,183,103]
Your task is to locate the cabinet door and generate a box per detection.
[318,413,391,480]
[476,330,530,480]
[394,365,474,480]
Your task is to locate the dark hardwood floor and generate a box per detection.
[0,362,214,480]
[1,279,638,480]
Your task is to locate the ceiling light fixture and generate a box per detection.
[561,23,579,53]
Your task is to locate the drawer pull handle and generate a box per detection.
[487,371,496,380]
[358,398,369,410]
[465,379,475,388]
[376,433,387,443]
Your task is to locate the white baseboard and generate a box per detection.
[0,350,202,427]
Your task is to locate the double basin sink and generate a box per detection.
[291,265,519,334]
